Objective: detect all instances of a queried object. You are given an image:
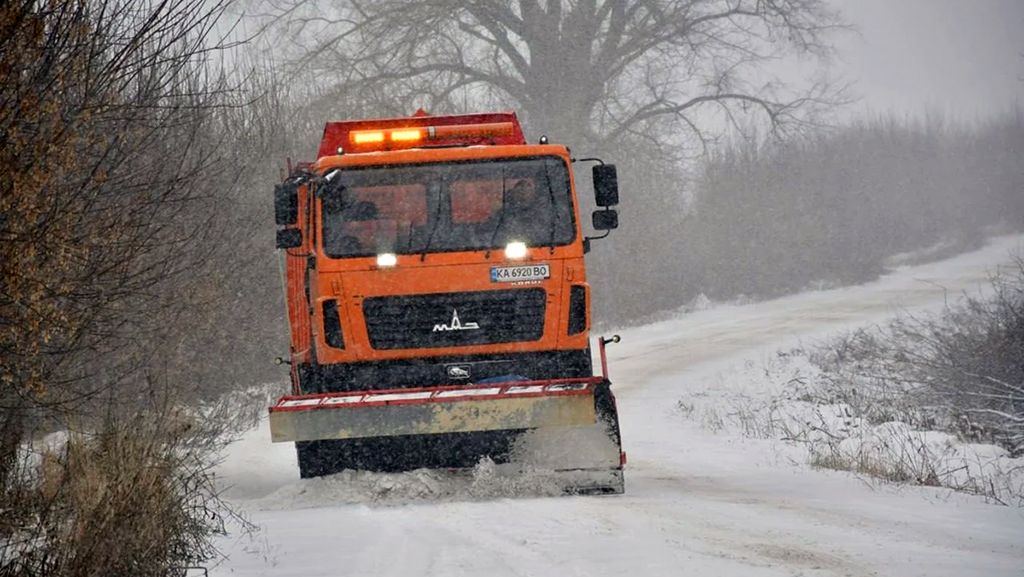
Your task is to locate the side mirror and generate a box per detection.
[276,228,302,249]
[593,164,619,207]
[592,209,618,231]
[275,183,299,225]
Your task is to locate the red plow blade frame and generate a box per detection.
[269,377,602,443]
[269,336,620,444]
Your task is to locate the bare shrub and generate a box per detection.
[689,333,1024,504]
[1,0,264,572]
[806,424,1023,506]
[0,397,253,577]
[681,113,1024,304]
[810,255,1024,456]
[748,255,1024,504]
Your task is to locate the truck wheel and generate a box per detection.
[295,441,332,478]
[295,431,523,477]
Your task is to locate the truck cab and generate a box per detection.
[275,112,618,395]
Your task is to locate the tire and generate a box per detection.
[294,430,523,478]
[295,441,328,478]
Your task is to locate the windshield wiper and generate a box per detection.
[319,169,347,207]
[420,176,444,261]
[485,169,509,259]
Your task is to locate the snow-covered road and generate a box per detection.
[214,237,1024,577]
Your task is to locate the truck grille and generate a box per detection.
[363,289,546,350]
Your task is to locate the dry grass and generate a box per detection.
[810,256,1024,456]
[0,402,253,577]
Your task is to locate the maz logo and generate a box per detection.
[447,366,471,379]
[433,309,480,332]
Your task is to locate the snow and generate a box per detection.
[212,235,1024,577]
[676,351,1024,506]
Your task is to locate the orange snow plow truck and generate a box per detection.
[268,111,625,493]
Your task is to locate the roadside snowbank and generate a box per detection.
[677,349,1024,506]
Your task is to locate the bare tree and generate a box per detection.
[0,1,257,572]
[0,0,234,425]
[261,0,846,153]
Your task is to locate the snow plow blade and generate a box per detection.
[268,376,625,494]
[269,378,599,442]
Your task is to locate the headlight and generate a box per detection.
[504,241,528,259]
[376,253,397,267]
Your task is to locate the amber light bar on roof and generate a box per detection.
[349,122,515,149]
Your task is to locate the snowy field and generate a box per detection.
[213,236,1024,577]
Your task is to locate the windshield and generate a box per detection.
[320,156,575,258]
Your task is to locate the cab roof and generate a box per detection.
[317,111,527,159]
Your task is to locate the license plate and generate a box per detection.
[490,264,550,283]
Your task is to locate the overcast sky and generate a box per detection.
[229,1,1024,122]
[835,0,1024,118]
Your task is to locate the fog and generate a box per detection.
[3,3,1024,572]
[837,0,1024,117]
